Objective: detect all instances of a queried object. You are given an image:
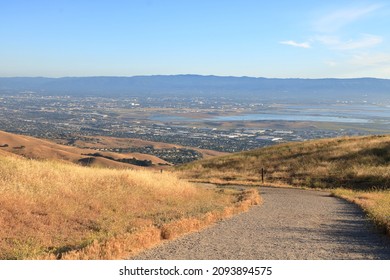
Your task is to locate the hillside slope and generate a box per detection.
[0,152,260,259]
[0,130,170,169]
[178,135,390,190]
[56,135,226,159]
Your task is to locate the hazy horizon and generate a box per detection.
[1,74,389,80]
[1,1,390,78]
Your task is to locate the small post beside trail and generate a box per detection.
[261,168,264,184]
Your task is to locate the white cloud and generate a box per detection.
[314,4,382,32]
[280,40,311,49]
[316,34,383,50]
[301,4,389,77]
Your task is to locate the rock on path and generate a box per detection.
[132,187,390,260]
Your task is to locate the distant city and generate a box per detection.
[1,76,390,164]
[1,91,389,164]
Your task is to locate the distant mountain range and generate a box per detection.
[1,75,390,101]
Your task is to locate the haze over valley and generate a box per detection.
[1,75,389,160]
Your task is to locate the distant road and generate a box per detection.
[132,187,390,259]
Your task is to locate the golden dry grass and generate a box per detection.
[0,154,260,260]
[0,130,169,169]
[178,134,390,237]
[178,135,390,190]
[332,189,390,234]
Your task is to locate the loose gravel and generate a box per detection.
[131,186,390,260]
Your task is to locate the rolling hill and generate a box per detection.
[56,135,226,159]
[0,145,260,260]
[178,134,390,235]
[0,130,170,169]
[178,134,390,190]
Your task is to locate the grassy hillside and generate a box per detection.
[178,134,390,234]
[0,152,260,260]
[56,135,227,159]
[0,130,169,169]
[178,135,390,190]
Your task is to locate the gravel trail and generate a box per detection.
[132,187,390,259]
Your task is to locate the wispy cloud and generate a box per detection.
[314,4,383,33]
[350,52,390,66]
[322,52,390,78]
[280,40,311,49]
[281,4,385,52]
[347,52,390,77]
[316,34,383,50]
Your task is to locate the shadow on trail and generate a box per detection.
[322,199,390,259]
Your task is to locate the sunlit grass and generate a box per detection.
[178,135,390,190]
[178,135,390,236]
[332,188,390,234]
[0,155,260,259]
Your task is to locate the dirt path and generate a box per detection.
[132,187,390,259]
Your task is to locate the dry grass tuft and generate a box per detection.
[0,154,260,259]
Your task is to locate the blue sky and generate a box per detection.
[1,0,389,78]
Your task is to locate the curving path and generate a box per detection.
[132,187,390,260]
